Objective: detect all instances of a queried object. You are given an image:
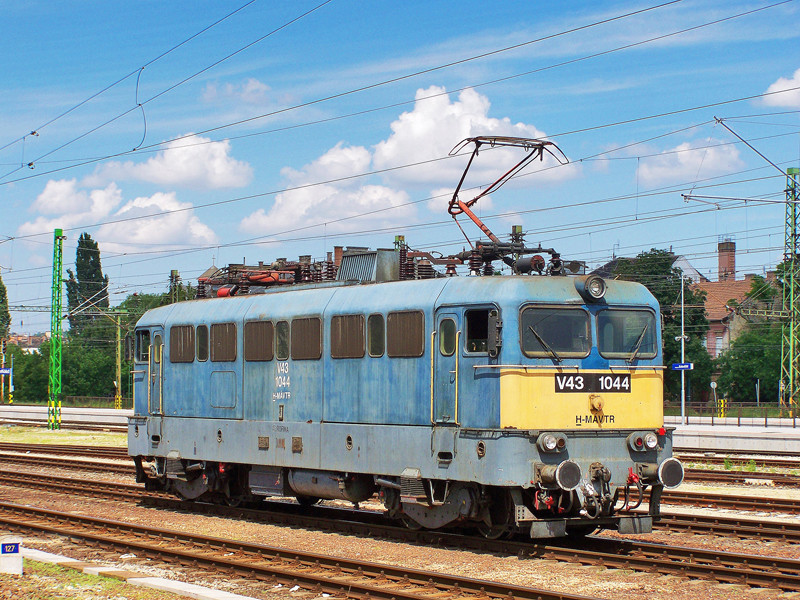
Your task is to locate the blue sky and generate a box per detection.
[1,0,799,334]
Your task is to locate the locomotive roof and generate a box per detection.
[136,275,657,328]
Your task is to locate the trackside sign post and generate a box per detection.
[671,363,694,371]
[0,535,22,575]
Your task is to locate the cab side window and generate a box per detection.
[136,330,150,362]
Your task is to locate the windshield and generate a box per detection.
[597,309,657,359]
[521,307,590,358]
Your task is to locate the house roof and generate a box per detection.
[591,254,708,283]
[691,278,753,322]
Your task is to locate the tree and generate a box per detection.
[4,342,48,403]
[0,272,9,341]
[715,323,781,402]
[612,248,711,402]
[65,233,109,337]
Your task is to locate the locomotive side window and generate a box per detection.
[387,310,424,357]
[465,309,489,353]
[275,321,290,360]
[244,321,274,361]
[520,307,590,358]
[331,315,365,359]
[598,309,657,359]
[367,313,385,357]
[135,330,150,362]
[439,318,456,356]
[196,325,209,362]
[210,322,237,362]
[292,317,322,360]
[153,334,162,364]
[169,325,195,363]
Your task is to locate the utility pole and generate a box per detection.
[115,313,122,409]
[169,270,180,304]
[1,337,5,404]
[69,293,127,410]
[49,228,66,430]
[1,266,5,404]
[680,273,686,424]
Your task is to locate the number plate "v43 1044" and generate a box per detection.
[554,373,631,393]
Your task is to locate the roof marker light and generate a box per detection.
[574,275,606,302]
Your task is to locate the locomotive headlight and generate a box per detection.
[537,433,566,453]
[628,431,656,452]
[574,275,607,302]
[587,276,606,299]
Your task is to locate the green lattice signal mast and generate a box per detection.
[48,228,66,430]
[781,168,800,416]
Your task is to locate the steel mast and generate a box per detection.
[781,167,800,415]
[48,228,65,430]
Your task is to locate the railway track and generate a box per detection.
[3,468,800,547]
[683,469,800,487]
[3,487,800,592]
[0,442,129,459]
[0,418,126,432]
[0,500,600,600]
[0,451,132,475]
[677,452,800,470]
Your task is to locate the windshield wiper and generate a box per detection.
[627,323,649,365]
[528,325,562,363]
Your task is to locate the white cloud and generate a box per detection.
[96,192,218,253]
[240,143,412,235]
[18,181,218,252]
[88,135,252,189]
[373,86,578,188]
[203,78,272,106]
[637,139,744,186]
[762,68,800,107]
[20,179,122,234]
[239,86,578,238]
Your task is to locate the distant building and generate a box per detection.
[690,239,777,358]
[8,333,48,354]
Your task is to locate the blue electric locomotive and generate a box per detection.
[128,245,683,539]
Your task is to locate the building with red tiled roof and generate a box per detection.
[690,240,777,358]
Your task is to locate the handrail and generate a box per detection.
[429,330,436,425]
[146,352,152,414]
[454,330,461,426]
[158,342,164,414]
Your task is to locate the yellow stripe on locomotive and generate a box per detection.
[499,368,663,430]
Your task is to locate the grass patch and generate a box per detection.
[0,559,183,599]
[0,425,126,447]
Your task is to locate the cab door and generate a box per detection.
[149,328,164,416]
[433,311,460,424]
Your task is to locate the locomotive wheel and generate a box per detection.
[476,521,511,539]
[478,488,514,539]
[296,495,321,507]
